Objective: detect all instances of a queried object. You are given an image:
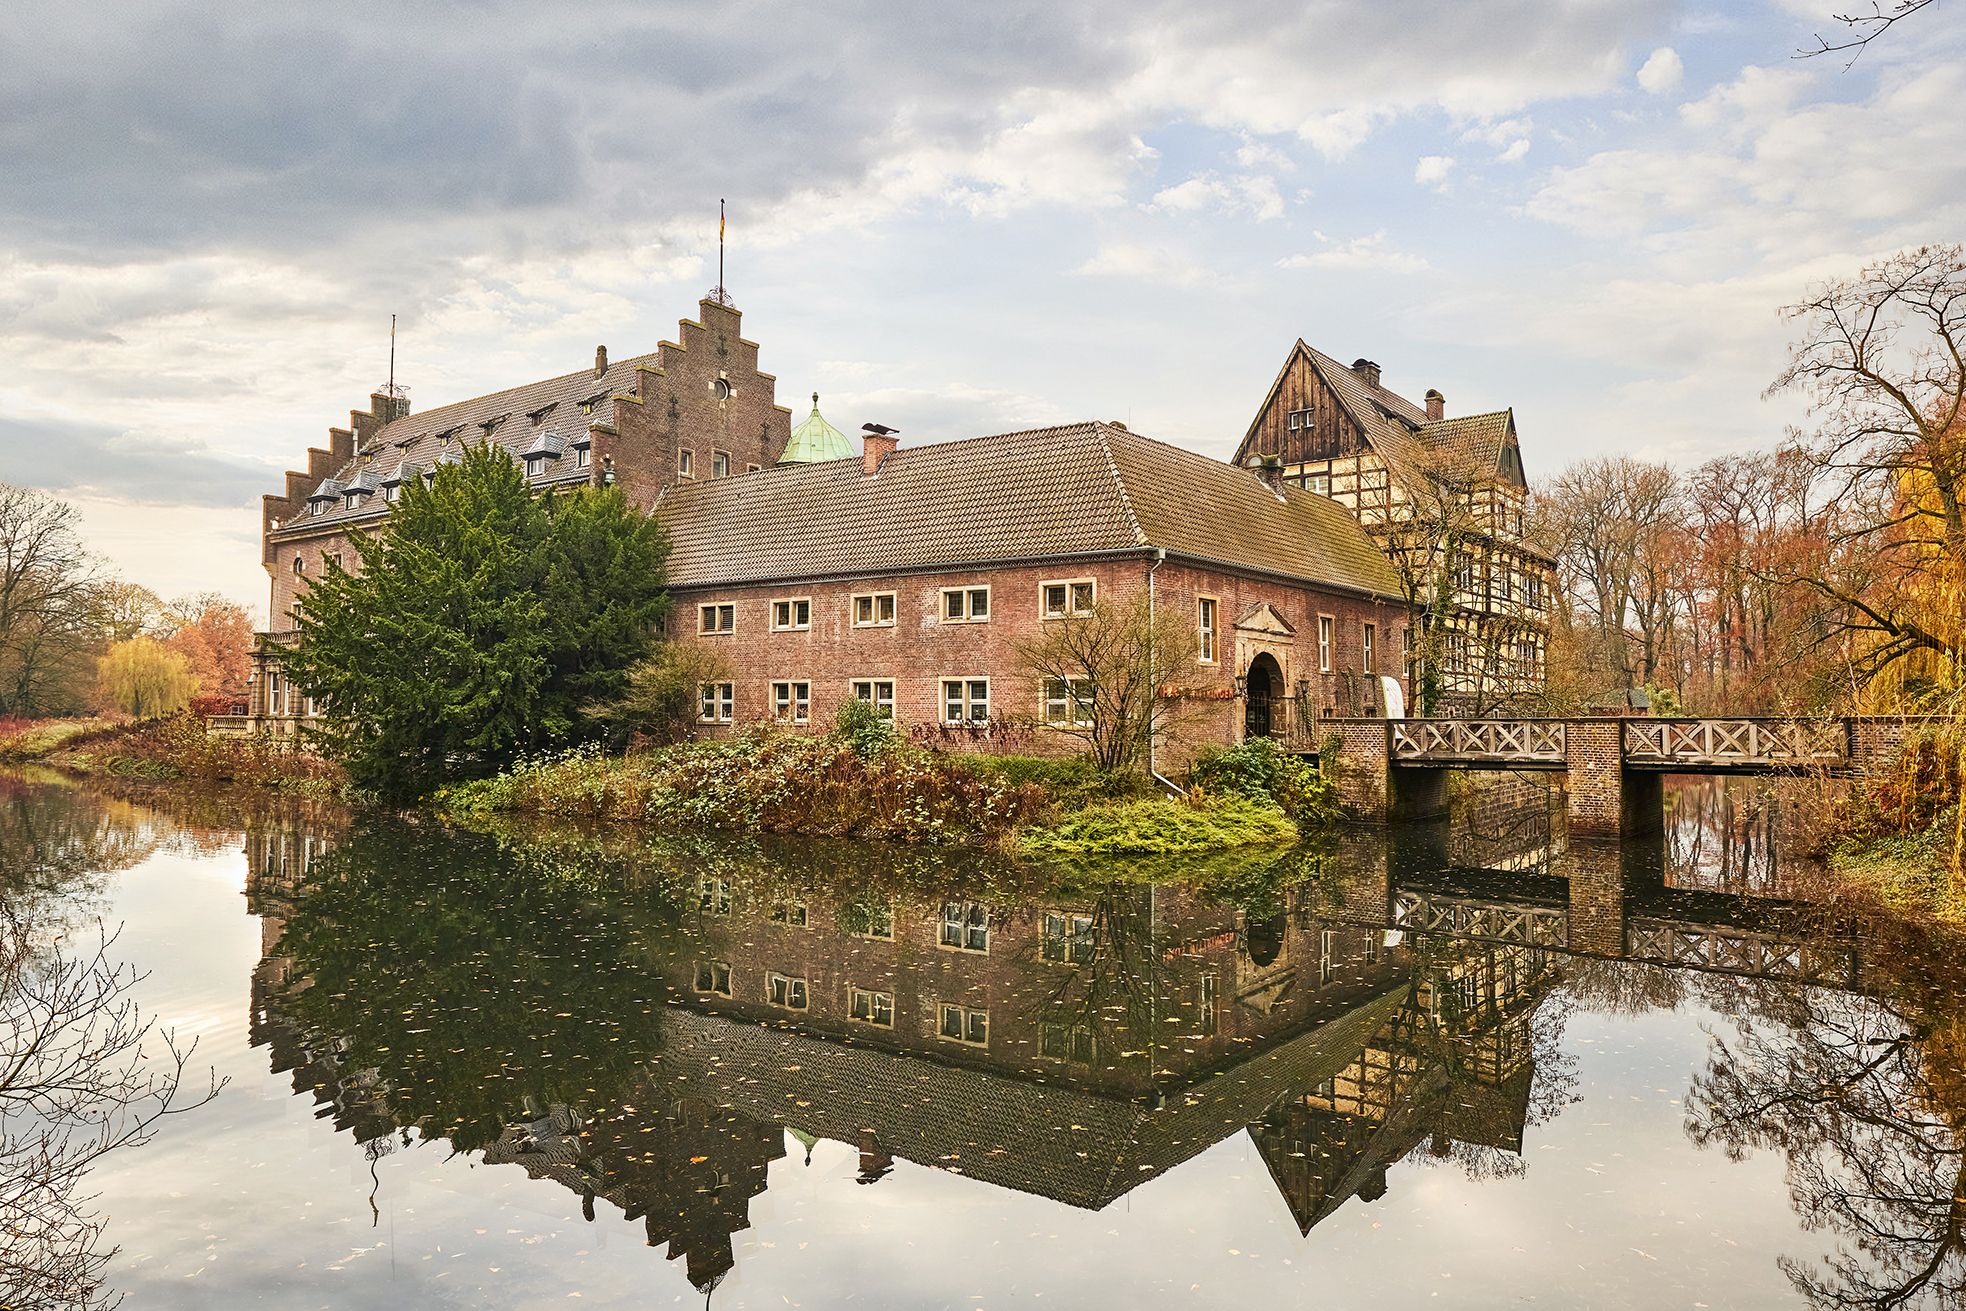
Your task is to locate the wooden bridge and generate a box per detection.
[1333,715,1909,837]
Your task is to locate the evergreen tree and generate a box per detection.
[284,444,668,797]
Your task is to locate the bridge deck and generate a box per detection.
[1380,716,1879,775]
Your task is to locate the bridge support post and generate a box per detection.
[1387,766,1449,821]
[1562,720,1660,837]
[1555,840,1627,957]
[1330,721,1392,821]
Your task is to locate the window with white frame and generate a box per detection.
[1306,473,1331,495]
[848,986,894,1027]
[939,900,989,952]
[1041,677,1095,728]
[693,960,732,996]
[292,556,306,575]
[1199,972,1219,1036]
[1040,579,1096,618]
[711,449,731,478]
[940,586,990,623]
[697,876,732,916]
[324,552,341,573]
[746,462,761,473]
[1040,1022,1094,1064]
[384,483,400,502]
[941,678,989,724]
[771,681,811,723]
[850,679,895,718]
[767,972,809,1011]
[1319,929,1338,986]
[1197,597,1218,664]
[938,1003,989,1046]
[852,592,897,627]
[698,681,734,723]
[770,899,809,928]
[1318,615,1334,672]
[770,598,811,631]
[1286,407,1313,430]
[1362,623,1376,674]
[575,446,590,468]
[699,603,735,634]
[678,448,695,479]
[1041,912,1095,964]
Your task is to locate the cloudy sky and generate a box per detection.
[2,0,1959,621]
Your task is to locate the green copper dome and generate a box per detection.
[780,392,853,464]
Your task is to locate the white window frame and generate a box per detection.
[1197,596,1218,664]
[292,556,306,575]
[1040,577,1097,619]
[941,677,990,724]
[575,446,591,469]
[852,592,897,628]
[693,960,732,996]
[678,448,695,479]
[1041,911,1096,964]
[1306,473,1331,496]
[1362,623,1376,675]
[711,448,731,478]
[699,603,735,635]
[696,876,732,916]
[937,1003,989,1047]
[698,681,734,723]
[938,900,989,953]
[1318,614,1334,673]
[1041,677,1096,728]
[850,678,896,718]
[766,971,809,1011]
[771,680,812,724]
[847,985,895,1028]
[770,597,812,632]
[939,585,991,624]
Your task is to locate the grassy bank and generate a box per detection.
[0,713,344,797]
[1825,721,1966,927]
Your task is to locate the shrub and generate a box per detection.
[1015,795,1297,857]
[834,698,900,761]
[1188,737,1337,823]
[590,642,735,747]
[968,754,1156,810]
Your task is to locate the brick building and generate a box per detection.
[655,420,1407,768]
[1234,342,1556,712]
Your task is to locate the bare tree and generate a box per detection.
[1377,448,1488,716]
[1,911,225,1308]
[1540,457,1684,694]
[1015,594,1196,772]
[0,484,111,717]
[1798,0,1940,66]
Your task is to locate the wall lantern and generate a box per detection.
[1231,673,1248,697]
[601,453,617,487]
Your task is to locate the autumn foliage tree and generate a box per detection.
[95,638,197,718]
[162,594,252,707]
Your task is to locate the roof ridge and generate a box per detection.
[370,352,662,442]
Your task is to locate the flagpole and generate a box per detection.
[718,199,726,299]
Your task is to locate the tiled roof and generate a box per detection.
[657,422,1402,597]
[1281,343,1520,487]
[1419,410,1517,481]
[288,353,658,528]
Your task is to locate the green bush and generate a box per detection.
[834,698,900,761]
[1015,795,1297,857]
[1188,737,1336,823]
[968,755,1155,810]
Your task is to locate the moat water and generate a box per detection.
[3,770,1963,1309]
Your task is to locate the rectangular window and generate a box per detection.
[1041,677,1095,728]
[693,960,732,996]
[1041,579,1096,618]
[770,900,809,928]
[1362,623,1376,674]
[575,446,591,468]
[1320,929,1338,986]
[712,449,731,478]
[1318,615,1334,672]
[1525,573,1545,609]
[938,1003,989,1047]
[678,448,695,479]
[852,592,897,627]
[771,681,811,724]
[1197,597,1218,664]
[770,598,811,631]
[696,876,731,916]
[324,552,341,573]
[1040,1022,1095,1064]
[1287,406,1313,429]
[767,972,809,1011]
[1041,912,1095,964]
[850,901,895,939]
[939,586,990,623]
[384,483,400,502]
[1199,972,1219,1037]
[941,678,989,724]
[746,462,761,473]
[850,679,896,718]
[699,603,735,634]
[848,986,895,1028]
[698,681,734,723]
[939,900,989,953]
[1307,473,1331,496]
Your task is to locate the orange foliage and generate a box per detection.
[163,595,252,705]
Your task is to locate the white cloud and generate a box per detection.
[1637,46,1685,95]
[1147,172,1285,221]
[1497,138,1531,163]
[1415,155,1456,189]
[1278,231,1430,274]
[1074,241,1211,288]
[1233,136,1295,172]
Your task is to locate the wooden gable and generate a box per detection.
[1235,343,1365,468]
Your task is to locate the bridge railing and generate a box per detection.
[1621,718,1851,767]
[1389,718,1566,763]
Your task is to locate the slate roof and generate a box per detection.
[284,354,656,529]
[658,421,1402,597]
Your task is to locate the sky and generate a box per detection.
[2,0,1961,624]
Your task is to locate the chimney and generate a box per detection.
[594,345,608,378]
[862,430,899,475]
[1424,388,1445,422]
[1245,453,1285,492]
[1351,358,1382,389]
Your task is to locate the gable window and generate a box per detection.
[575,446,591,469]
[771,680,811,724]
[384,483,401,503]
[1197,597,1218,664]
[698,681,734,723]
[712,449,731,478]
[693,960,732,997]
[699,603,735,635]
[767,971,809,1011]
[678,448,695,479]
[1286,407,1313,430]
[848,986,895,1028]
[746,462,761,473]
[771,598,811,631]
[939,900,989,953]
[850,679,895,718]
[940,586,990,623]
[1041,677,1095,728]
[770,899,809,928]
[852,592,897,627]
[524,454,546,477]
[345,491,366,510]
[1318,615,1334,673]
[697,876,732,916]
[1363,623,1376,674]
[1041,579,1096,619]
[1041,912,1095,964]
[938,1003,989,1047]
[941,678,989,724]
[1040,1022,1094,1064]
[310,501,326,517]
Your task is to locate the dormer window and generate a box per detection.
[345,491,366,510]
[310,501,326,517]
[524,455,546,477]
[575,446,590,469]
[384,484,400,503]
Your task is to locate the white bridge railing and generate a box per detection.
[1621,718,1850,767]
[1390,719,1566,763]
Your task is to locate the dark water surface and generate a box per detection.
[3,771,1963,1309]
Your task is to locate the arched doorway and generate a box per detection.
[1244,652,1284,739]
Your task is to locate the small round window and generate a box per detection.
[712,377,733,401]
